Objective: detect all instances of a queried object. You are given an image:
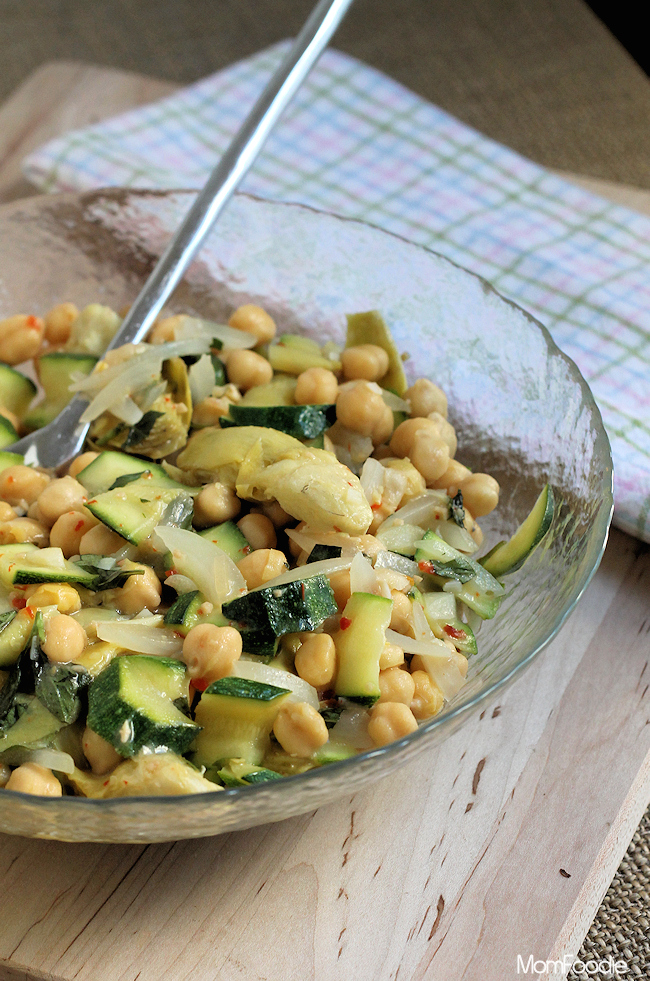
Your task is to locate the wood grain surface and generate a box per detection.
[1,63,649,981]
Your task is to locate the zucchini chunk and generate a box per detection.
[0,414,19,449]
[164,590,229,637]
[0,362,37,420]
[222,574,337,637]
[345,311,407,396]
[415,530,505,620]
[86,479,194,545]
[198,521,251,562]
[269,334,341,375]
[0,695,64,754]
[0,543,95,589]
[0,450,24,474]
[215,758,283,786]
[192,676,291,766]
[334,592,393,706]
[480,483,554,578]
[87,655,199,757]
[77,450,191,496]
[24,352,97,431]
[239,375,297,407]
[224,403,337,440]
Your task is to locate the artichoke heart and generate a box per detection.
[69,753,220,797]
[177,425,372,534]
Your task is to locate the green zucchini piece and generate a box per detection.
[269,335,340,375]
[313,739,356,765]
[222,574,337,637]
[163,590,229,637]
[87,654,199,757]
[86,479,194,545]
[480,484,554,577]
[0,695,64,754]
[415,531,505,620]
[345,311,407,396]
[0,450,24,474]
[334,591,393,706]
[0,609,36,668]
[438,617,478,655]
[24,352,98,431]
[238,627,279,661]
[192,676,291,766]
[0,544,96,588]
[0,414,19,449]
[226,403,337,440]
[0,363,37,419]
[77,450,190,496]
[198,521,251,562]
[307,544,342,563]
[215,758,283,786]
[239,375,297,407]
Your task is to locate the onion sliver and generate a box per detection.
[0,748,75,774]
[97,620,184,656]
[377,491,449,533]
[385,628,464,700]
[435,520,479,554]
[155,525,245,606]
[188,354,216,405]
[250,555,352,592]
[330,705,373,749]
[349,552,378,595]
[71,339,211,394]
[374,550,421,578]
[231,660,319,708]
[165,573,198,594]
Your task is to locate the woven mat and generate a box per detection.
[4,0,650,966]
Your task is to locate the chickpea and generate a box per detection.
[237,512,276,550]
[368,702,418,747]
[115,562,161,615]
[378,665,416,705]
[193,482,241,528]
[27,582,81,614]
[459,473,500,517]
[336,382,386,438]
[328,569,351,609]
[294,633,337,688]
[430,459,472,494]
[379,641,405,670]
[273,701,329,757]
[228,304,277,344]
[0,314,45,364]
[192,396,232,427]
[257,500,291,528]
[405,378,448,418]
[389,417,433,457]
[4,762,62,797]
[82,726,122,775]
[340,344,389,383]
[67,451,99,480]
[0,517,48,546]
[147,314,182,344]
[50,510,99,557]
[0,502,16,522]
[410,670,444,720]
[44,302,79,346]
[182,623,242,684]
[37,476,87,527]
[227,349,273,390]
[0,465,50,507]
[79,523,125,556]
[382,457,426,502]
[0,406,20,431]
[426,412,457,457]
[390,591,413,635]
[371,403,395,446]
[237,548,288,590]
[42,614,88,663]
[294,366,339,405]
[407,431,450,484]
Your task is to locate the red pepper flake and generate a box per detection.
[418,560,435,574]
[333,525,341,533]
[103,780,110,787]
[371,503,382,511]
[26,315,40,329]
[24,605,35,619]
[192,677,209,692]
[340,616,352,630]
[301,582,306,600]
[74,519,85,532]
[444,624,466,640]
[11,596,26,609]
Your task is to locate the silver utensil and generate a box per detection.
[9,0,354,469]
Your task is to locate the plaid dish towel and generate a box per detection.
[24,42,650,542]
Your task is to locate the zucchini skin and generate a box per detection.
[222,575,337,637]
[480,484,554,578]
[223,403,337,440]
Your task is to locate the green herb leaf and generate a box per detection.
[0,610,17,634]
[449,490,465,528]
[108,470,152,490]
[35,663,90,724]
[123,411,163,449]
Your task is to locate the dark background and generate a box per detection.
[2,0,650,187]
[585,2,649,76]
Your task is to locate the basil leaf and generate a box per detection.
[123,411,163,449]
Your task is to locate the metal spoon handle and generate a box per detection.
[107,0,354,350]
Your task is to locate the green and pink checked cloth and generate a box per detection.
[23,42,650,542]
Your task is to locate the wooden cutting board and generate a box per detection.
[0,63,649,981]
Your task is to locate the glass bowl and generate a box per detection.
[0,189,613,842]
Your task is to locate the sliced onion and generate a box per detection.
[110,395,144,425]
[171,316,257,350]
[349,551,378,595]
[330,704,373,749]
[381,390,411,413]
[71,339,211,394]
[165,573,198,594]
[360,457,385,506]
[250,555,353,592]
[385,628,464,700]
[285,527,368,556]
[154,525,245,606]
[435,520,479,554]
[188,353,216,404]
[376,523,425,556]
[374,550,421,578]
[79,361,164,423]
[96,620,184,656]
[422,592,457,622]
[0,748,75,774]
[231,660,319,708]
[377,491,450,533]
[412,600,435,642]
